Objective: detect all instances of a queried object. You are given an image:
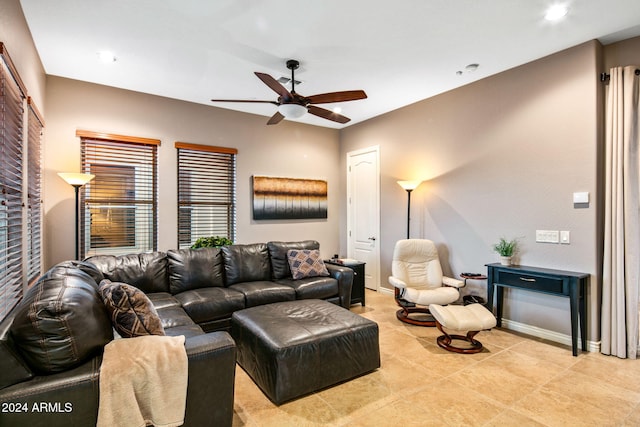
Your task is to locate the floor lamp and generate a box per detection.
[397,180,422,239]
[58,172,95,260]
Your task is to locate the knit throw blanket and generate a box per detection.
[97,335,188,427]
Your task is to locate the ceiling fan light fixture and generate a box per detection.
[278,103,307,118]
[212,59,366,125]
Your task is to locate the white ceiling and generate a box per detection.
[19,0,640,129]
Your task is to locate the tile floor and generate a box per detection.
[232,290,640,426]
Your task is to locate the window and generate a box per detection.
[175,142,237,248]
[0,43,27,321]
[26,98,44,284]
[78,130,159,257]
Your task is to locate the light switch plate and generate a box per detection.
[560,230,570,244]
[536,230,560,243]
[573,192,589,204]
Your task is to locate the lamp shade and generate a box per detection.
[397,180,422,191]
[58,172,95,186]
[278,103,307,119]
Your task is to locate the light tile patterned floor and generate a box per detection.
[232,290,640,426]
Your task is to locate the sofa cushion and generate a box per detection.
[99,280,165,338]
[147,292,182,309]
[276,276,339,301]
[164,324,206,339]
[287,249,330,280]
[86,251,170,294]
[167,247,225,294]
[229,281,296,307]
[222,243,271,285]
[144,293,206,335]
[144,294,204,339]
[155,304,199,328]
[10,269,113,374]
[267,240,320,279]
[175,287,246,324]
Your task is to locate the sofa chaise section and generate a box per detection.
[0,260,236,427]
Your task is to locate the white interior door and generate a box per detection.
[347,146,380,291]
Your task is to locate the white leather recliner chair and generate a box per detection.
[389,239,464,326]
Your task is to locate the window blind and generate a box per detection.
[0,44,26,321]
[27,98,44,284]
[79,131,159,257]
[175,142,237,249]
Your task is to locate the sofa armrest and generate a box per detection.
[0,355,102,427]
[183,331,236,427]
[0,332,237,427]
[325,264,354,309]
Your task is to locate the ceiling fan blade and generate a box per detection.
[211,99,279,105]
[306,90,367,105]
[254,72,292,99]
[267,111,285,125]
[307,105,350,124]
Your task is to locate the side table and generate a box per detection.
[325,260,366,306]
[460,273,487,306]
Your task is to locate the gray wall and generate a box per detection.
[340,41,602,341]
[43,77,341,267]
[603,35,640,70]
[0,0,46,113]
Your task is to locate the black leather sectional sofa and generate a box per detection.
[0,240,354,427]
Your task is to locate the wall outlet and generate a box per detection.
[536,230,559,243]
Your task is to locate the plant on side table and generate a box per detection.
[191,236,233,249]
[492,237,518,266]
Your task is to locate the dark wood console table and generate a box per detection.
[485,263,589,356]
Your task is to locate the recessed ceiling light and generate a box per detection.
[97,50,117,63]
[465,63,479,72]
[456,64,480,76]
[545,4,569,21]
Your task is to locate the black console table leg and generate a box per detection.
[579,279,587,352]
[487,270,495,312]
[496,286,504,328]
[569,281,579,356]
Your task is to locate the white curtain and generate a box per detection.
[601,65,640,359]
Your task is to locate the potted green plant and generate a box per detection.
[492,237,518,266]
[191,236,233,249]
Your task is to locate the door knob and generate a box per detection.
[368,237,376,241]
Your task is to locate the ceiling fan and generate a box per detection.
[211,59,367,125]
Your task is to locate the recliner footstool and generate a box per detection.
[429,303,497,354]
[231,299,380,405]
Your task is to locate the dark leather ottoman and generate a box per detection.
[231,299,380,405]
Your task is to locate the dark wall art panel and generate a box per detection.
[252,176,327,220]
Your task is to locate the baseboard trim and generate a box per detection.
[378,286,394,296]
[501,318,600,353]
